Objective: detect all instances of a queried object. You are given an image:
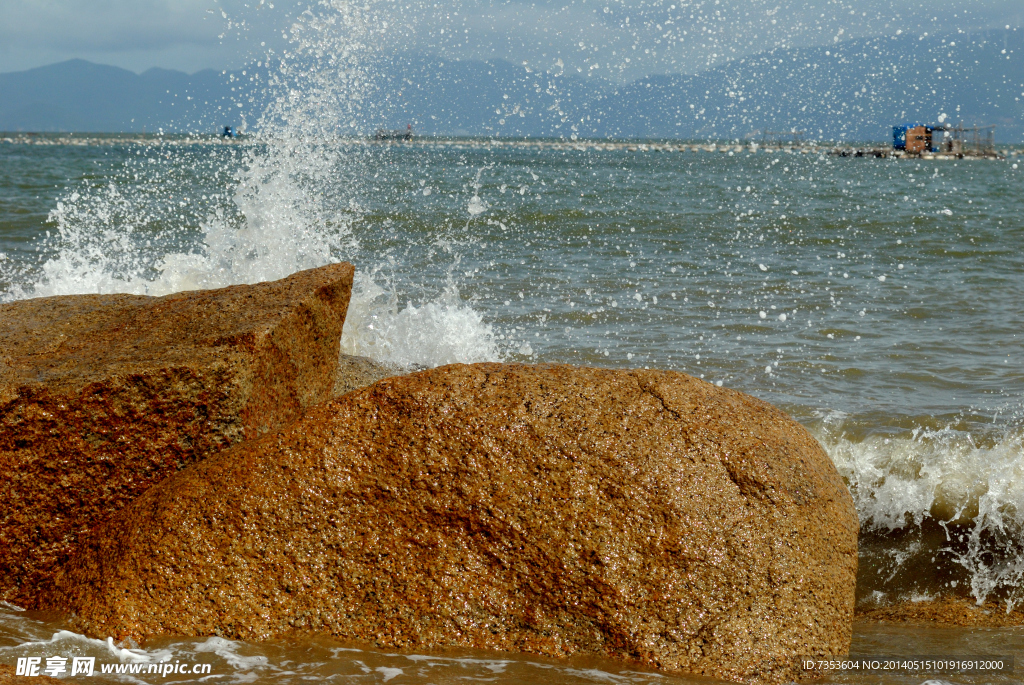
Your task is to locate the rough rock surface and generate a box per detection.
[43,364,858,683]
[332,353,403,397]
[0,263,354,606]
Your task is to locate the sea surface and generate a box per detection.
[2,2,1024,680]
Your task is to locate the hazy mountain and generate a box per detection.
[2,28,1021,142]
[0,59,239,133]
[591,29,1024,142]
[365,53,611,138]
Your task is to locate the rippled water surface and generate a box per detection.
[4,139,1021,418]
[4,0,1024,677]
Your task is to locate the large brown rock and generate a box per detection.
[0,263,354,606]
[41,364,858,683]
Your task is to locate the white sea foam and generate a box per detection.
[0,604,168,666]
[194,636,270,672]
[812,411,1024,609]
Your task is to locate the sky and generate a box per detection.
[1,0,1021,80]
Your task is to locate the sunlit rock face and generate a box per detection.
[0,263,354,607]
[43,363,857,684]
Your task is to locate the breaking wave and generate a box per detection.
[811,411,1024,611]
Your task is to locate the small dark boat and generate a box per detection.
[374,124,413,141]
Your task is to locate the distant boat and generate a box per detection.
[374,124,413,141]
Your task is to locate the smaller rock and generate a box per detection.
[0,263,354,606]
[857,597,1024,627]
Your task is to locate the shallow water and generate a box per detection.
[2,603,1022,685]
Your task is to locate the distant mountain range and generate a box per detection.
[0,60,230,135]
[2,28,1021,142]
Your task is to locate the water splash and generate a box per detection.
[340,270,500,368]
[2,0,500,368]
[3,2,370,299]
[466,165,494,220]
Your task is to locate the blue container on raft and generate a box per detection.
[893,125,908,150]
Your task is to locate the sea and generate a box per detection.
[2,3,1023,683]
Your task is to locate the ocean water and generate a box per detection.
[0,601,1021,685]
[2,1,1024,682]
